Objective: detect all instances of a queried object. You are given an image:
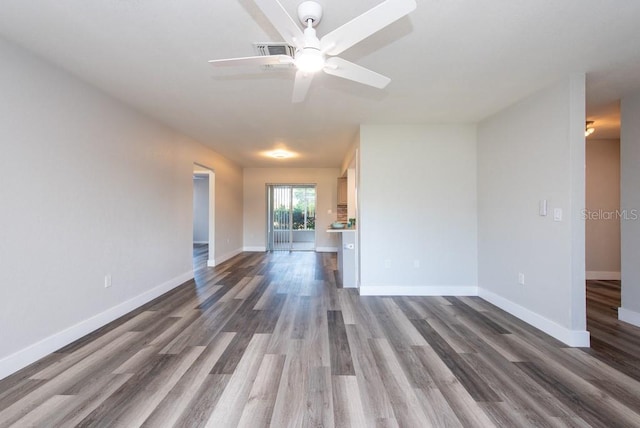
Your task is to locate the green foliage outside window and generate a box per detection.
[273,205,315,230]
[273,187,316,230]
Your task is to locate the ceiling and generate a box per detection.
[1,0,638,166]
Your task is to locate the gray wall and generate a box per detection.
[477,75,587,345]
[585,139,620,277]
[620,91,640,324]
[0,37,243,378]
[358,124,478,294]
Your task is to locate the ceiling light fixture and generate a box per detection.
[585,121,595,137]
[295,47,325,73]
[270,149,293,159]
[208,0,414,103]
[294,16,325,73]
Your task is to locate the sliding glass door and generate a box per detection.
[267,184,316,251]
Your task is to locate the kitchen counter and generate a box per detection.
[326,227,357,233]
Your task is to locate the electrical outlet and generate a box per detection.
[413,260,420,268]
[518,273,525,285]
[384,259,391,269]
[104,274,112,288]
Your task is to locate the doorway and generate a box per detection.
[193,164,215,266]
[267,184,316,251]
[585,138,621,282]
[584,132,621,342]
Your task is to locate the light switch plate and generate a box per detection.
[539,200,548,216]
[554,208,563,221]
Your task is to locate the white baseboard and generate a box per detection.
[619,307,640,328]
[359,285,478,296]
[586,271,621,280]
[207,259,216,267]
[315,247,338,253]
[214,248,244,266]
[0,270,194,381]
[478,288,590,347]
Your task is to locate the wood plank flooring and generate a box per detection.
[585,280,640,382]
[2,248,640,427]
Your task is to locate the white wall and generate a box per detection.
[358,125,478,295]
[0,37,243,379]
[192,176,210,243]
[620,91,640,327]
[585,139,620,278]
[243,168,340,251]
[477,76,588,346]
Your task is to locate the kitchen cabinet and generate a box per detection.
[337,177,347,205]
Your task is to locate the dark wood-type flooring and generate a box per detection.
[2,248,640,427]
[585,279,640,383]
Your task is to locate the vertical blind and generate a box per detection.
[267,185,316,251]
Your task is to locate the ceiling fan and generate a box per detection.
[208,0,417,102]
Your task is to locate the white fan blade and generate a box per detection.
[320,0,416,56]
[208,55,294,67]
[254,0,305,49]
[292,70,314,103]
[323,57,390,89]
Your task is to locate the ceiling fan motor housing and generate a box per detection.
[297,1,322,26]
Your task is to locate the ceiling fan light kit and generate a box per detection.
[295,48,325,73]
[295,3,325,73]
[208,0,417,102]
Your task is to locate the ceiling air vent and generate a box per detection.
[254,43,296,69]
